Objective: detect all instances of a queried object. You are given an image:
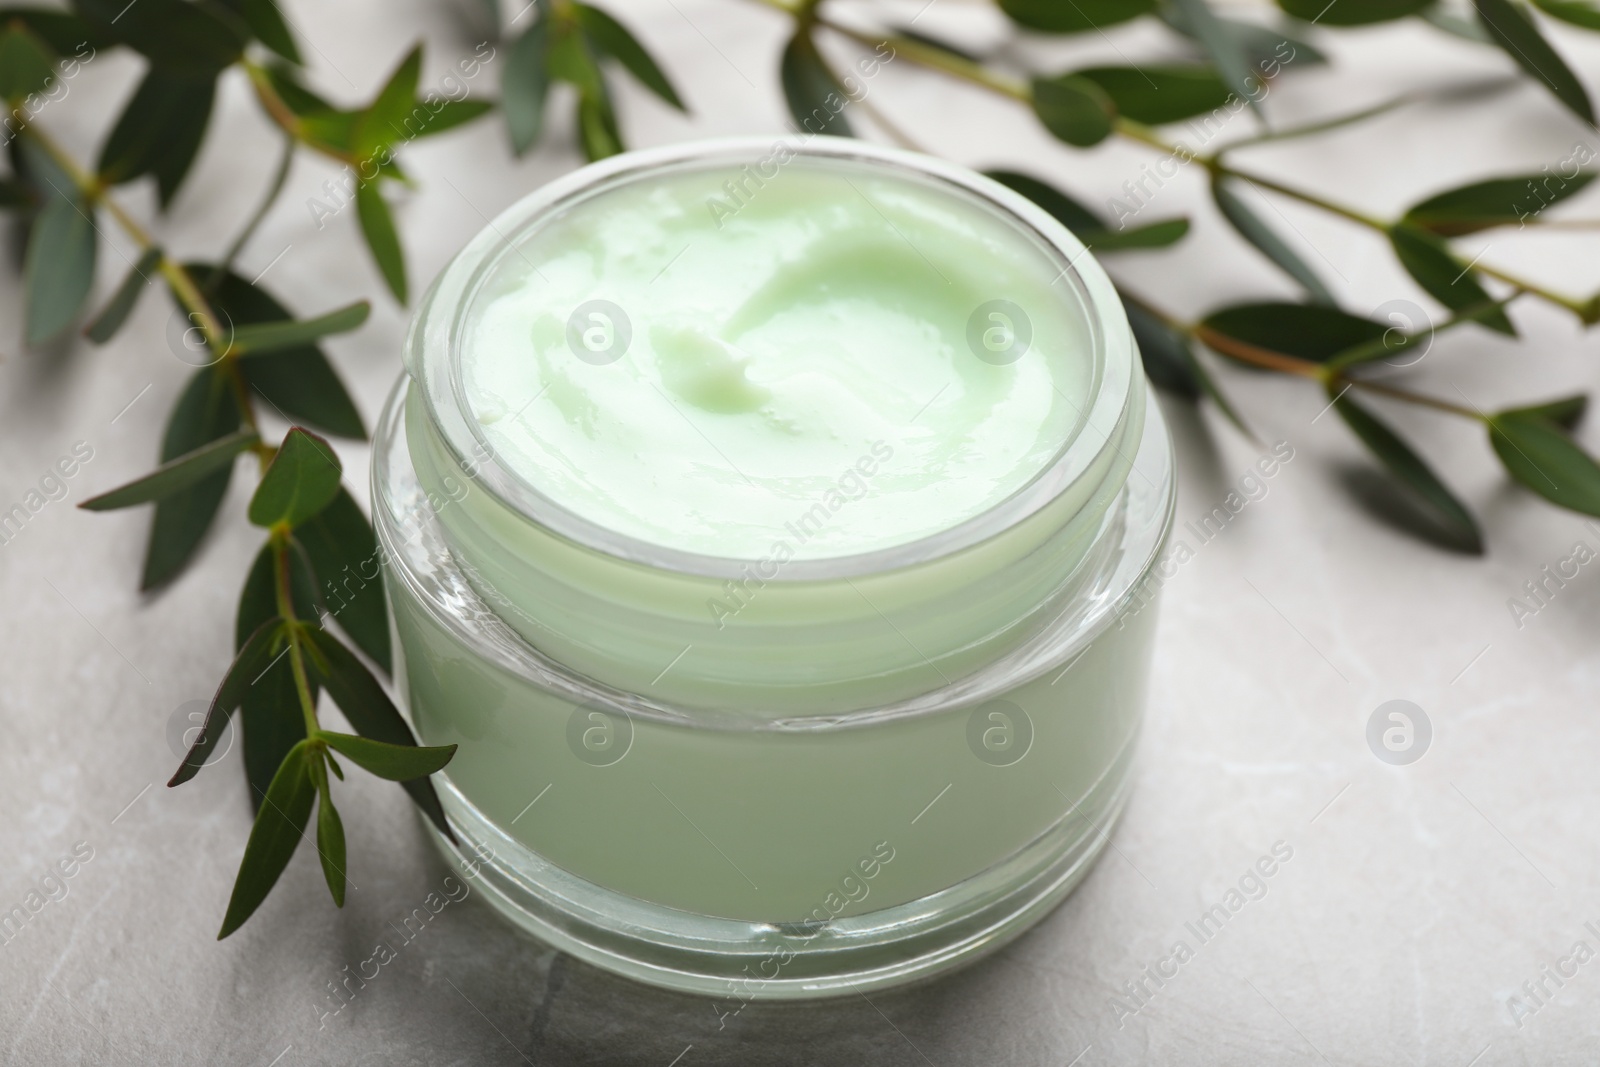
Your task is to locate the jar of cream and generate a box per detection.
[373,136,1175,997]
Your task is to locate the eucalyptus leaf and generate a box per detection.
[1030,74,1115,147]
[575,2,684,110]
[1211,176,1336,304]
[1159,8,1327,69]
[1201,302,1389,361]
[1505,393,1587,429]
[781,30,850,137]
[296,488,391,672]
[315,773,346,906]
[264,61,335,117]
[142,366,240,589]
[72,0,246,74]
[317,731,457,782]
[102,68,216,207]
[23,189,95,344]
[218,738,315,938]
[502,19,550,155]
[228,301,370,355]
[355,181,407,304]
[1532,0,1600,29]
[80,430,258,511]
[1387,222,1516,335]
[986,169,1189,249]
[0,24,56,100]
[236,542,317,814]
[227,0,301,63]
[169,618,285,786]
[1331,387,1483,552]
[302,627,454,839]
[249,427,342,529]
[1076,65,1232,125]
[411,99,494,139]
[1404,172,1596,235]
[999,0,1157,32]
[1278,0,1433,23]
[1474,0,1595,125]
[86,246,161,344]
[577,88,622,160]
[1167,0,1260,115]
[194,264,366,439]
[1488,410,1600,515]
[1120,289,1200,397]
[356,44,421,158]
[0,8,106,54]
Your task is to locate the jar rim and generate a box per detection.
[405,135,1137,582]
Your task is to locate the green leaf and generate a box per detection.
[169,618,285,786]
[236,542,316,814]
[577,89,622,160]
[195,264,366,439]
[1075,65,1232,125]
[86,246,161,343]
[1532,0,1600,29]
[302,627,454,840]
[1160,8,1327,70]
[999,0,1156,32]
[218,738,316,938]
[356,44,421,157]
[1474,0,1595,125]
[23,189,95,344]
[97,68,216,207]
[73,0,247,74]
[142,366,240,588]
[986,170,1104,234]
[1505,393,1587,429]
[547,19,603,95]
[234,0,300,64]
[0,9,107,54]
[228,301,370,355]
[80,430,258,511]
[317,731,457,782]
[1388,222,1516,335]
[1200,302,1389,361]
[1093,217,1192,250]
[355,181,407,304]
[502,19,550,155]
[313,763,346,906]
[574,2,684,110]
[296,488,391,672]
[0,24,56,100]
[1331,387,1483,553]
[1167,0,1260,115]
[0,175,27,209]
[1120,290,1199,398]
[249,427,342,529]
[1030,74,1115,147]
[1211,177,1336,305]
[410,98,494,139]
[1278,0,1433,23]
[1404,172,1596,235]
[1489,410,1600,515]
[263,61,334,116]
[781,30,850,137]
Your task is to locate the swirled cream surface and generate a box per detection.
[458,157,1091,559]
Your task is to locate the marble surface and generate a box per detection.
[3,1,1599,1063]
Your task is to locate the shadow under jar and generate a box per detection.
[372,136,1175,998]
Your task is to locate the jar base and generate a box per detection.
[427,730,1136,1000]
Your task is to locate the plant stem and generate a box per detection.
[1336,375,1481,419]
[273,534,322,738]
[774,4,1592,321]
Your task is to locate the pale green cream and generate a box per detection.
[460,161,1090,559]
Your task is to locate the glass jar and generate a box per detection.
[373,136,1175,998]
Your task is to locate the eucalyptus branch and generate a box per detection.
[214,134,297,289]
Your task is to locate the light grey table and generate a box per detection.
[4,1,1599,1063]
